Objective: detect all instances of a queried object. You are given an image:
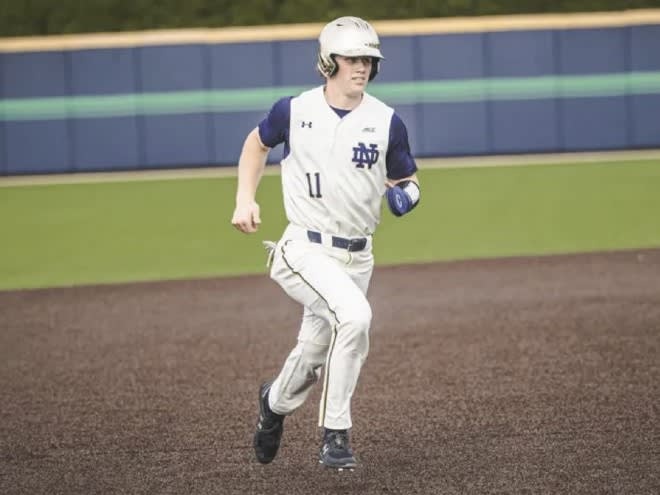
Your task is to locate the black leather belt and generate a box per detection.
[307,230,367,252]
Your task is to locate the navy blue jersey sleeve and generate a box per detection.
[258,96,292,148]
[386,113,417,180]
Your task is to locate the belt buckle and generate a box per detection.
[347,237,364,252]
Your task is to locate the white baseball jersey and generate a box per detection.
[280,86,392,238]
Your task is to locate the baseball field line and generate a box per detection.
[1,149,660,187]
[2,71,660,121]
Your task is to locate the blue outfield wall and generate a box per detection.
[417,33,489,155]
[70,47,140,171]
[1,24,660,174]
[558,28,629,151]
[631,24,660,146]
[0,53,5,175]
[487,30,559,153]
[210,41,282,165]
[138,44,213,168]
[2,51,73,174]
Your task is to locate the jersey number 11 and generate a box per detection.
[306,173,322,198]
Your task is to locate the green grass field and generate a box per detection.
[1,159,659,291]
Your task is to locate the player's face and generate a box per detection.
[332,56,372,96]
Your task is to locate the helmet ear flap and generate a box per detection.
[318,53,380,81]
[317,52,338,78]
[328,54,339,77]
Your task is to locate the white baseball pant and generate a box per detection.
[266,223,374,430]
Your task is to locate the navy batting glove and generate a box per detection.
[386,185,412,217]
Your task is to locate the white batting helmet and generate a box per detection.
[317,16,384,81]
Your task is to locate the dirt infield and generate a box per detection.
[1,249,659,494]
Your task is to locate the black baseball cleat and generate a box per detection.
[319,429,357,470]
[253,382,285,464]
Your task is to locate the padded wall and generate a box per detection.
[70,47,140,171]
[138,44,213,168]
[630,24,660,147]
[210,41,278,165]
[487,30,559,154]
[418,33,488,156]
[558,28,628,151]
[2,51,72,174]
[3,22,660,175]
[0,53,5,175]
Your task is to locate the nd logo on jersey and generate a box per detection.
[352,142,380,169]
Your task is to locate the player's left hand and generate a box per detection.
[384,179,420,217]
[232,201,262,233]
[385,185,411,217]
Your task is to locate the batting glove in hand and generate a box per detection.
[386,180,420,217]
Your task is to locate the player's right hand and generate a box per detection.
[231,201,261,233]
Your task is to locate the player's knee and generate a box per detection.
[352,309,372,336]
[337,302,372,349]
[346,302,372,331]
[301,341,329,367]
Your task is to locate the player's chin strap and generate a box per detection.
[263,240,277,268]
[386,180,420,217]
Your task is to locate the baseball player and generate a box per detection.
[231,16,420,470]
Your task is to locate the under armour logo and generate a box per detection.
[352,142,380,169]
[301,121,312,128]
